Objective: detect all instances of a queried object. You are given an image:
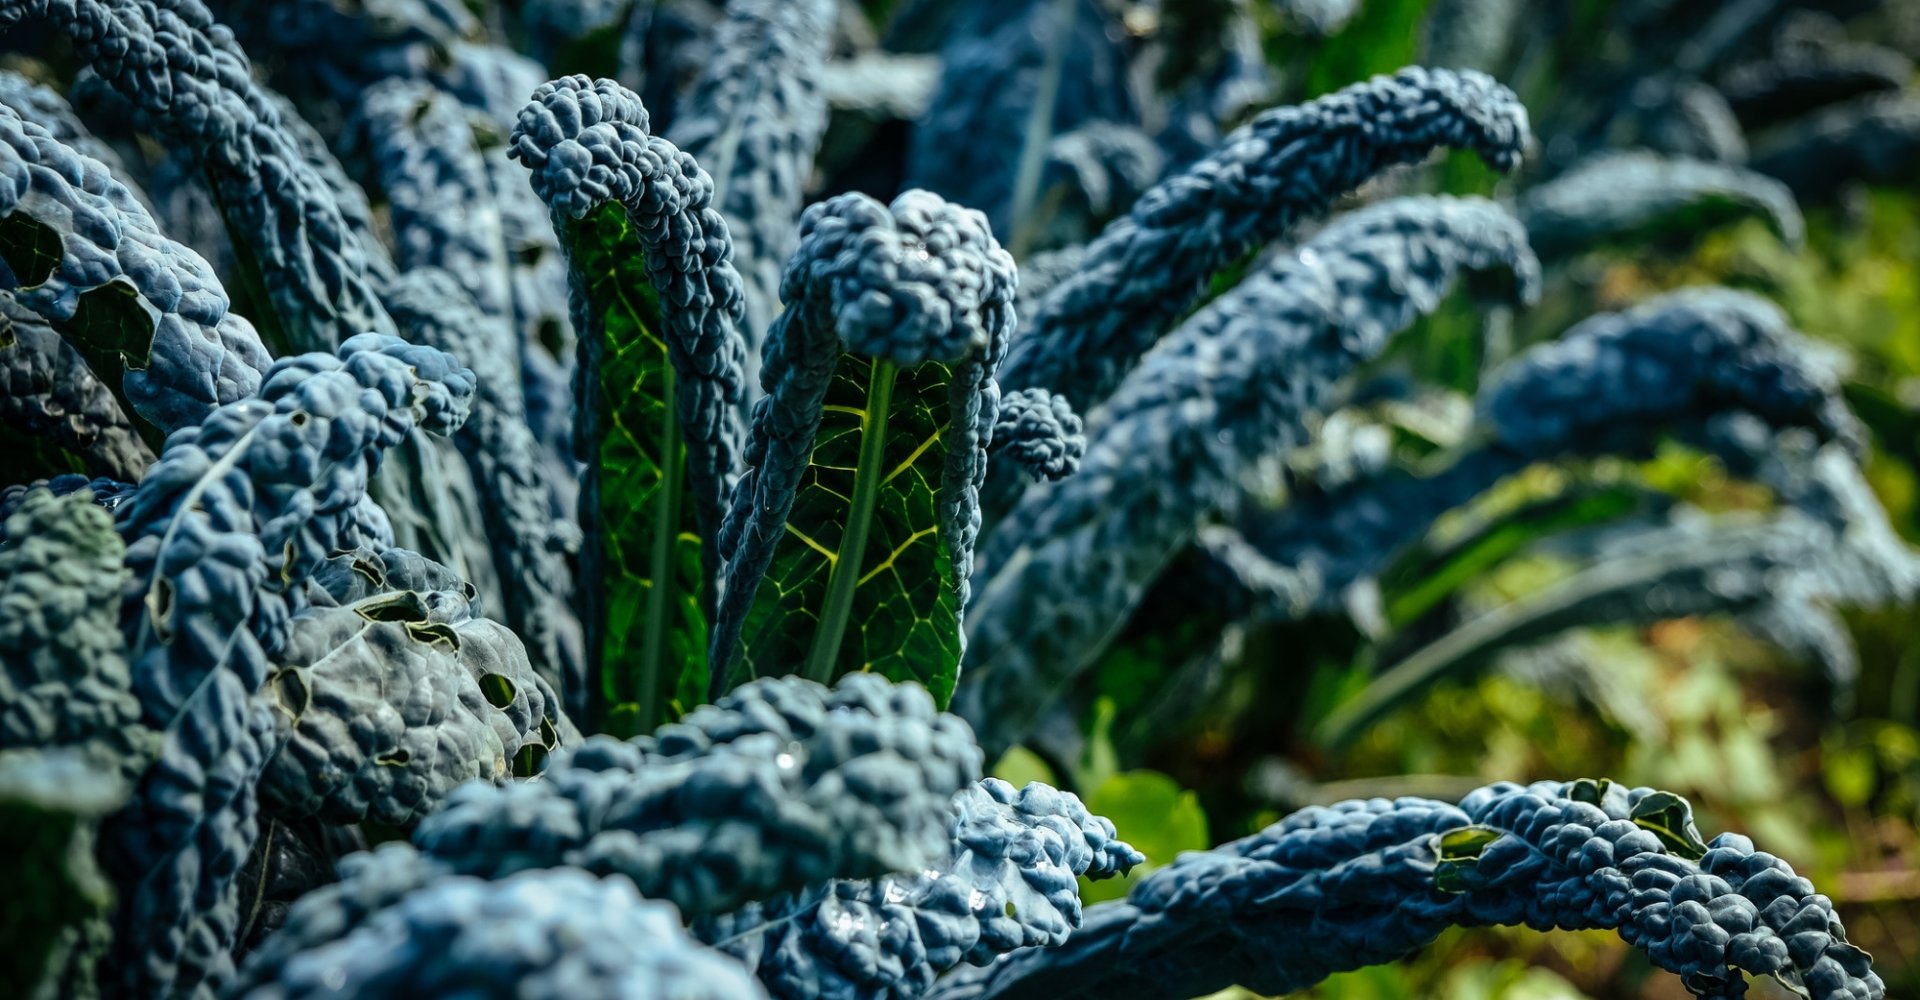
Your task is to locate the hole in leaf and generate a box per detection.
[355,591,432,624]
[0,212,62,287]
[479,673,517,709]
[512,741,547,777]
[269,667,310,722]
[147,577,176,643]
[65,278,157,375]
[534,317,565,360]
[405,621,460,650]
[288,409,309,426]
[277,539,298,589]
[1567,778,1612,807]
[539,716,559,751]
[1004,901,1017,918]
[1630,791,1710,859]
[350,557,386,588]
[1432,824,1503,894]
[374,748,411,766]
[0,310,15,350]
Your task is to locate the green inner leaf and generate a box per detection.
[564,203,708,737]
[1630,790,1711,859]
[0,212,62,287]
[726,354,962,704]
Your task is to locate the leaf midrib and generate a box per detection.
[802,357,898,682]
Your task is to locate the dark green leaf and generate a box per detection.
[1432,824,1502,894]
[564,203,708,737]
[1631,790,1711,859]
[0,211,61,288]
[724,355,962,703]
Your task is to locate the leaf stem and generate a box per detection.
[636,360,681,732]
[804,357,898,682]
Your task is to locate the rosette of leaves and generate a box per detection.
[708,189,1017,706]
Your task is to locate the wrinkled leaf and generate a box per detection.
[565,203,707,737]
[723,355,962,703]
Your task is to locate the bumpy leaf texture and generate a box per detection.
[0,473,135,528]
[407,673,979,914]
[233,868,766,1000]
[667,0,834,388]
[1518,151,1804,258]
[0,103,272,433]
[380,268,582,716]
[996,66,1530,418]
[346,83,512,317]
[930,781,1885,1000]
[1030,122,1165,253]
[1229,286,1865,625]
[959,196,1541,758]
[710,190,1017,704]
[106,334,473,999]
[989,388,1085,484]
[697,777,1143,1000]
[0,489,149,778]
[510,73,749,732]
[0,0,398,352]
[1752,93,1920,200]
[0,69,149,206]
[0,291,154,482]
[906,0,1140,242]
[258,583,567,828]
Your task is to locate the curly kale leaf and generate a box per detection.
[1519,151,1804,258]
[668,0,835,387]
[989,388,1085,484]
[960,197,1540,758]
[0,487,152,782]
[232,867,766,1000]
[698,777,1142,1000]
[0,291,154,482]
[510,74,749,734]
[710,190,1017,704]
[259,585,567,827]
[345,82,512,317]
[996,67,1531,420]
[1226,286,1864,628]
[380,268,582,712]
[0,0,399,352]
[0,103,272,435]
[932,781,1884,1000]
[905,0,1140,242]
[105,334,473,998]
[411,673,983,918]
[1720,26,1911,131]
[1752,93,1920,200]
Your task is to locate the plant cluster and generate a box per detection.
[1,0,1915,998]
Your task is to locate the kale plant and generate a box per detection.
[0,1,1909,998]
